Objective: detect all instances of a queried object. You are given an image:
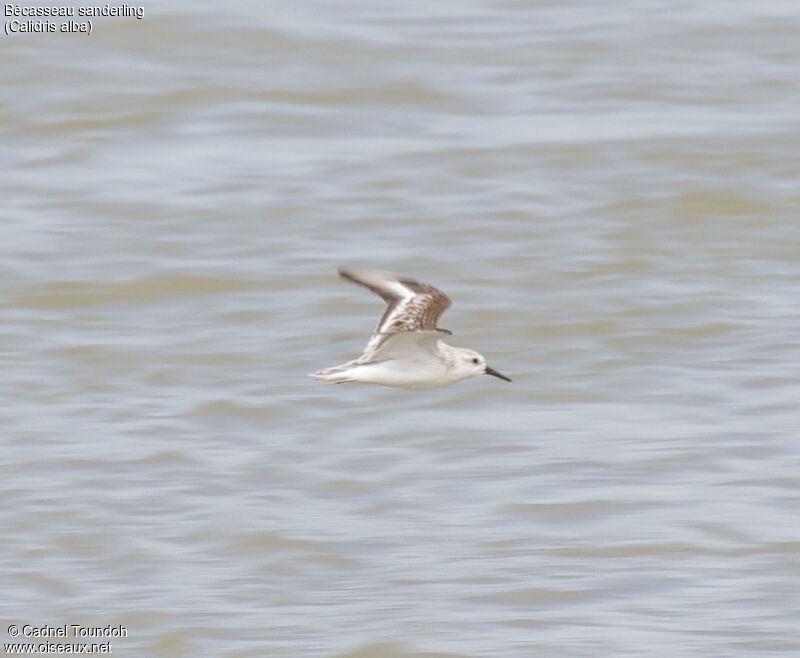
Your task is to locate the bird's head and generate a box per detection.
[455,348,512,383]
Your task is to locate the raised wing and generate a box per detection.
[338,268,452,360]
[364,329,444,362]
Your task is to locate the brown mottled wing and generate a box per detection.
[338,268,452,361]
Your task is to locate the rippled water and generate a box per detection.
[2,1,799,656]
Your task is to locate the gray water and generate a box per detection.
[2,1,800,656]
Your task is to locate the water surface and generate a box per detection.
[2,1,799,656]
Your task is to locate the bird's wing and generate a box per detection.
[362,330,444,363]
[338,268,452,361]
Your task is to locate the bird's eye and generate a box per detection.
[472,358,479,364]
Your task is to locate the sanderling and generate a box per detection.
[311,268,511,389]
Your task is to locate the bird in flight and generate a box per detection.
[311,268,511,389]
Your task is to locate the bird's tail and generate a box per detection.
[309,362,358,384]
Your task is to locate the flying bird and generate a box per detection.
[311,268,511,389]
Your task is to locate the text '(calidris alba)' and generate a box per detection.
[311,268,511,389]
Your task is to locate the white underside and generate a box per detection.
[312,333,477,389]
[318,359,462,389]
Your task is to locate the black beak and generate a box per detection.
[485,366,512,382]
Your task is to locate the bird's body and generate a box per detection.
[311,269,510,389]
